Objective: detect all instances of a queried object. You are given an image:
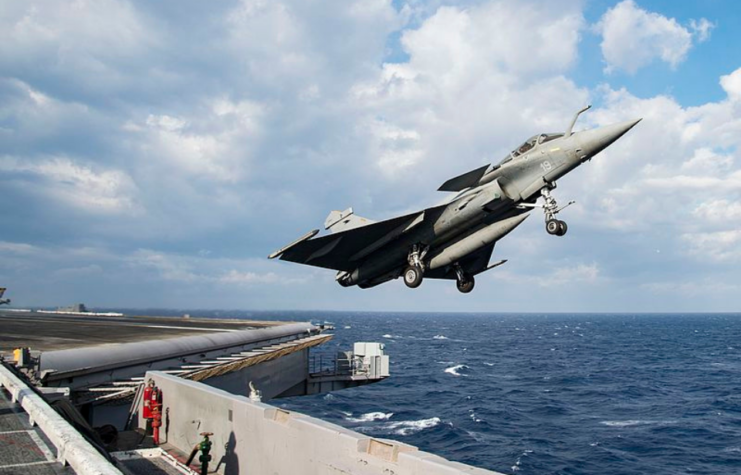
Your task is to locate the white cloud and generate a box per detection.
[0,241,39,255]
[493,262,602,287]
[350,0,588,195]
[642,279,739,296]
[2,0,740,311]
[0,155,140,215]
[689,18,715,43]
[595,0,709,74]
[682,230,741,262]
[679,148,734,174]
[130,249,311,286]
[692,200,741,224]
[0,0,158,96]
[131,99,266,183]
[549,263,601,286]
[720,68,741,102]
[219,269,308,286]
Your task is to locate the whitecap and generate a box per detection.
[483,362,495,367]
[600,420,659,427]
[433,334,449,340]
[346,412,394,422]
[468,410,482,423]
[323,393,335,401]
[511,449,533,472]
[444,364,469,377]
[384,417,441,436]
[343,325,352,329]
[382,334,393,338]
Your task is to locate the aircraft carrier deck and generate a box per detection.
[0,310,285,354]
[0,308,502,475]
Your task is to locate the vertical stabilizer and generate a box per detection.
[325,208,376,233]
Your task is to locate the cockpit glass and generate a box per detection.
[538,133,564,145]
[499,133,566,165]
[511,135,538,158]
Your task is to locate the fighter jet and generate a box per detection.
[269,106,640,293]
[0,288,10,305]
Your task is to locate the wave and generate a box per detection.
[469,410,482,423]
[346,412,394,422]
[511,449,533,472]
[384,417,441,436]
[444,364,469,377]
[600,420,676,427]
[433,334,449,340]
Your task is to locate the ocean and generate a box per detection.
[139,310,741,474]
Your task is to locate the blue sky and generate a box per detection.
[1,0,740,312]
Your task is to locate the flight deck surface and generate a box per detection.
[0,310,288,355]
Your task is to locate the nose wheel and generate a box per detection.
[546,219,568,236]
[541,188,573,237]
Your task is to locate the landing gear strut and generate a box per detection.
[403,244,429,289]
[541,187,573,237]
[454,266,475,294]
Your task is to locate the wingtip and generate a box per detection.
[268,229,320,260]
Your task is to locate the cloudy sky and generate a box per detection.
[1,0,740,312]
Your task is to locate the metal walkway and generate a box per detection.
[0,386,73,474]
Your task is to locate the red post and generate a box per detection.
[152,401,162,445]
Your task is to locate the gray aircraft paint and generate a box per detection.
[270,106,640,293]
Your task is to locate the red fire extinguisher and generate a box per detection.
[143,380,154,419]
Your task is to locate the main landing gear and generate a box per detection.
[540,187,573,237]
[401,245,476,293]
[454,265,475,294]
[403,244,428,289]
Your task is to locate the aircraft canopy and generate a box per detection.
[500,133,564,164]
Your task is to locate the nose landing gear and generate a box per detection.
[546,218,568,236]
[541,188,573,237]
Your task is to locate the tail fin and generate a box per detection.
[324,208,376,233]
[0,288,5,298]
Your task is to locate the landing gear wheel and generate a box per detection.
[403,265,424,288]
[546,219,561,235]
[557,220,568,236]
[456,275,475,294]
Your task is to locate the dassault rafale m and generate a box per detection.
[269,106,640,293]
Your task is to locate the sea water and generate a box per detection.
[135,310,741,474]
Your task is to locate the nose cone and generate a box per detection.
[576,118,641,160]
